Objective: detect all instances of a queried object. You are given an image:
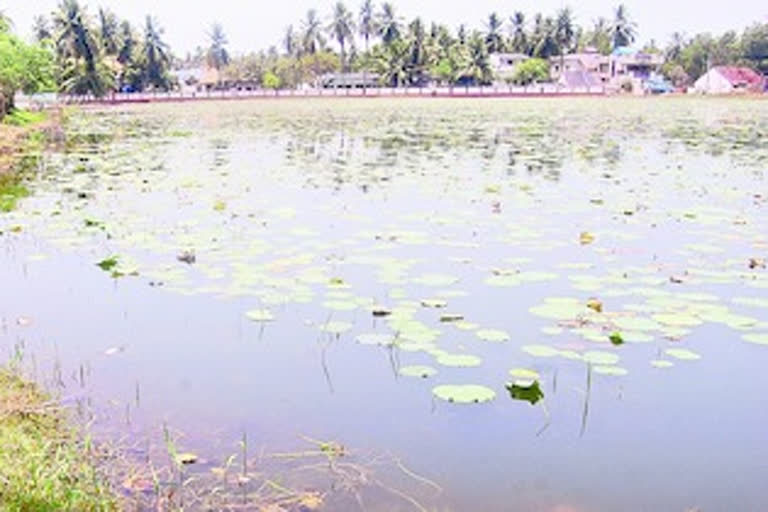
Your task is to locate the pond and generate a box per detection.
[2,97,768,511]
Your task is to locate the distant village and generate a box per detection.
[174,47,767,96]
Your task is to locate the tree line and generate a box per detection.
[1,0,768,117]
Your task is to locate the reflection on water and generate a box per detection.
[1,98,768,511]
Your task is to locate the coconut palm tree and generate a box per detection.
[484,12,504,54]
[406,17,427,84]
[555,7,575,72]
[142,15,171,90]
[301,9,324,54]
[328,1,355,71]
[610,4,637,49]
[207,22,229,70]
[509,12,527,54]
[0,9,12,32]
[466,32,492,84]
[33,15,53,42]
[532,16,559,59]
[358,0,377,54]
[54,0,113,95]
[98,8,119,55]
[373,38,408,86]
[666,32,687,61]
[378,2,401,46]
[283,25,298,57]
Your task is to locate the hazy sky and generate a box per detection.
[7,0,768,56]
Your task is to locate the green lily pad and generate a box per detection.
[652,313,702,327]
[476,329,510,342]
[521,345,560,358]
[176,452,198,465]
[440,313,464,322]
[322,300,358,311]
[320,321,353,334]
[399,365,438,378]
[583,351,620,365]
[245,309,274,322]
[665,348,701,360]
[435,353,482,367]
[742,333,768,345]
[420,298,448,308]
[356,333,395,346]
[609,332,624,345]
[453,321,478,330]
[433,384,496,404]
[506,380,544,405]
[509,368,541,380]
[96,256,119,272]
[593,365,628,376]
[650,360,674,368]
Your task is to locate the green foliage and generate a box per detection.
[742,23,768,73]
[262,70,281,89]
[511,58,549,85]
[0,370,118,510]
[0,32,55,116]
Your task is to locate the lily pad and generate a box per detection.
[399,365,438,378]
[356,333,395,346]
[245,309,274,322]
[420,298,448,308]
[432,384,496,404]
[476,329,510,342]
[583,351,620,365]
[521,345,561,358]
[593,366,628,376]
[650,360,674,368]
[651,313,702,327]
[665,348,701,360]
[320,321,353,334]
[435,353,482,367]
[509,368,541,380]
[742,333,768,345]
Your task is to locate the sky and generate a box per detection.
[6,0,768,57]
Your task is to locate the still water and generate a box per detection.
[2,98,768,511]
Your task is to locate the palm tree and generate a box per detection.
[54,0,113,95]
[207,22,229,70]
[509,12,527,54]
[406,17,427,84]
[532,16,559,59]
[301,9,324,54]
[666,32,687,61]
[484,13,504,54]
[98,8,119,55]
[117,21,136,65]
[378,2,401,46]
[142,15,171,90]
[610,4,637,49]
[328,1,355,71]
[466,32,492,84]
[373,38,408,86]
[283,25,298,57]
[358,0,377,53]
[555,7,575,73]
[585,17,612,54]
[457,24,467,45]
[33,15,53,42]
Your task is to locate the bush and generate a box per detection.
[511,58,550,85]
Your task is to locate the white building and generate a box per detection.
[489,53,529,84]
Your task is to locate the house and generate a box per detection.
[550,47,664,92]
[171,67,204,92]
[489,53,529,84]
[550,47,609,84]
[693,66,766,94]
[320,73,381,89]
[557,70,602,89]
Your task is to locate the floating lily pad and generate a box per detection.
[176,453,198,465]
[652,313,702,327]
[322,300,358,311]
[742,333,768,345]
[440,313,464,322]
[245,309,274,322]
[356,333,395,346]
[521,345,560,358]
[583,351,620,365]
[506,379,544,405]
[453,321,479,330]
[399,365,437,378]
[593,366,628,376]
[320,321,353,334]
[476,329,510,342]
[613,316,661,331]
[665,348,701,360]
[650,360,674,368]
[420,298,448,308]
[509,368,540,380]
[432,384,496,404]
[435,353,482,367]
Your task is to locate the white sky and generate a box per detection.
[6,0,768,56]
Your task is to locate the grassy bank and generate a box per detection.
[0,369,118,511]
[0,109,55,213]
